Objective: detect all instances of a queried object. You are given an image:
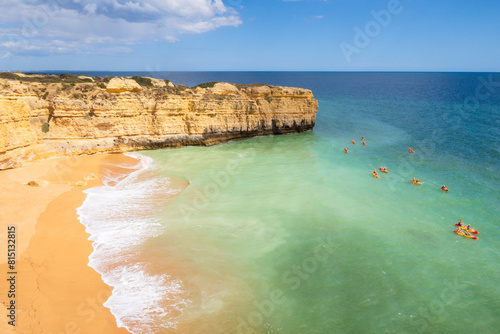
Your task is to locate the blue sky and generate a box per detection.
[0,0,499,71]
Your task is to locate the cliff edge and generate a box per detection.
[0,73,318,169]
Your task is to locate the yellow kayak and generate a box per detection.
[454,229,478,239]
[455,224,479,234]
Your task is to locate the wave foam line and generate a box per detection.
[77,153,189,333]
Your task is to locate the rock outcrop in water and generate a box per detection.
[0,73,318,169]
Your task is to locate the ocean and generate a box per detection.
[74,72,500,333]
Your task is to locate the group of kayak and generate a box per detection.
[454,219,480,240]
[372,166,389,178]
[344,138,481,241]
[344,137,367,153]
[408,148,449,190]
[410,177,423,185]
[355,142,450,192]
[410,177,449,191]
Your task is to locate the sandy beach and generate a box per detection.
[0,153,139,334]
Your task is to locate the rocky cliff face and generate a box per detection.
[0,74,318,169]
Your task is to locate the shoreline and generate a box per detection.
[0,153,139,334]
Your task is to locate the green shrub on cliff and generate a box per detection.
[26,76,60,83]
[131,76,153,87]
[41,122,49,133]
[194,81,219,89]
[0,72,96,84]
[101,76,113,83]
[59,74,79,83]
[0,72,18,80]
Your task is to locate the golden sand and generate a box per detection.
[0,154,139,334]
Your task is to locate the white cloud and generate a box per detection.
[0,0,242,57]
[165,35,180,43]
[176,14,242,34]
[84,3,97,15]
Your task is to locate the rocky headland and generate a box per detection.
[0,72,318,169]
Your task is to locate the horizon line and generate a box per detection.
[3,70,500,74]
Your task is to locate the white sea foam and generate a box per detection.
[104,263,189,333]
[77,153,189,333]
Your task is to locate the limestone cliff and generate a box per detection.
[0,73,318,169]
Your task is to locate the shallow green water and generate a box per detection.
[139,127,499,333]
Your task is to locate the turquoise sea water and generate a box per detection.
[76,72,500,333]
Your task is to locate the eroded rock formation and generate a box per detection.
[0,74,318,169]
